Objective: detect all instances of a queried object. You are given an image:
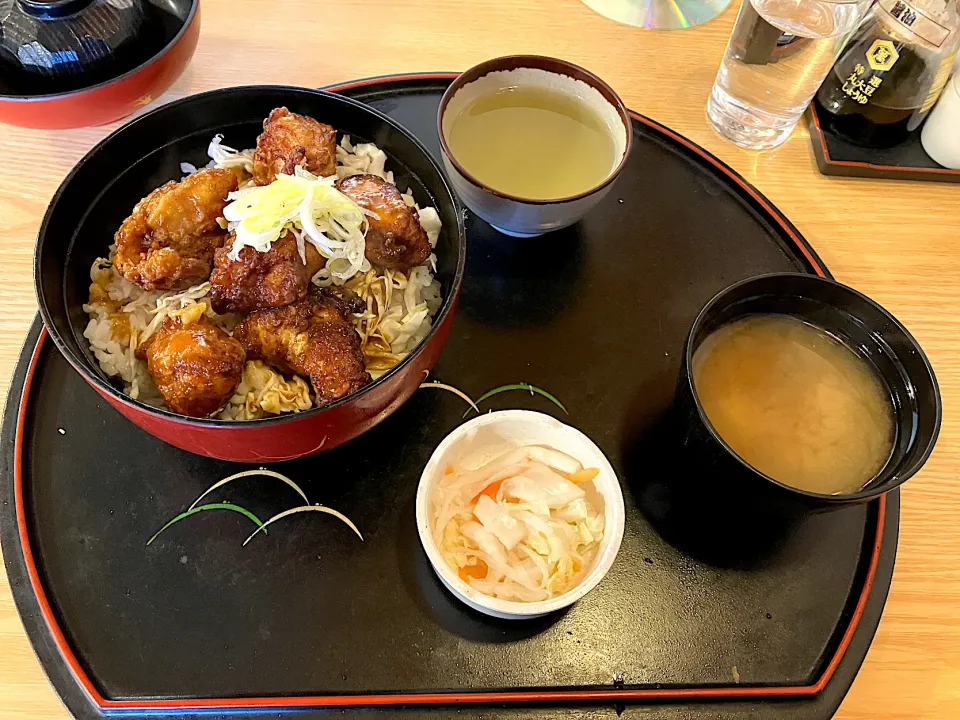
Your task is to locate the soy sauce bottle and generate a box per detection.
[815,0,960,148]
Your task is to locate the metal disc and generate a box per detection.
[581,0,733,29]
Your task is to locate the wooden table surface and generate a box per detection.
[1,1,958,718]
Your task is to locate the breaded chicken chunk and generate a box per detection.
[252,107,337,185]
[136,315,246,417]
[234,286,370,405]
[336,174,431,271]
[209,231,325,314]
[113,168,238,291]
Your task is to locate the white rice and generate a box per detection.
[84,135,443,418]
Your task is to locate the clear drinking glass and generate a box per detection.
[707,0,871,150]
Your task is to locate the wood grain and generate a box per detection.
[1,1,958,717]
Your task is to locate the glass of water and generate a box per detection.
[707,0,871,150]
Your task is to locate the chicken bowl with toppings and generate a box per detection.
[35,86,466,462]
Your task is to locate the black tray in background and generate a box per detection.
[807,102,960,183]
[1,74,898,720]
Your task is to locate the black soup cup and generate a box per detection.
[675,273,941,518]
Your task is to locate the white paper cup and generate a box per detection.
[416,410,626,619]
[921,73,960,170]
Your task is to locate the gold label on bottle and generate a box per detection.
[842,62,886,105]
[866,39,901,71]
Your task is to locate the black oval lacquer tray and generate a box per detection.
[0,74,898,720]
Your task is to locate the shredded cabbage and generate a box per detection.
[336,135,394,183]
[222,170,371,283]
[126,281,214,343]
[346,266,442,377]
[431,446,605,602]
[208,134,255,173]
[220,360,313,420]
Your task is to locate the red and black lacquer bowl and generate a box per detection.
[34,85,467,462]
[0,0,199,129]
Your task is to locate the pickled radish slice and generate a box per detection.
[431,445,604,602]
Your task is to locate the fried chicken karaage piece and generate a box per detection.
[234,287,370,405]
[209,231,325,314]
[252,107,337,185]
[336,174,431,271]
[113,168,238,291]
[136,315,246,417]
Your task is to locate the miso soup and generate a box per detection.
[692,314,895,495]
